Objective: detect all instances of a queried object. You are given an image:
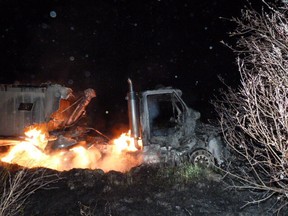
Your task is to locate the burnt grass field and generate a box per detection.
[10,163,282,216]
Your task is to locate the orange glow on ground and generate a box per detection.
[0,128,142,172]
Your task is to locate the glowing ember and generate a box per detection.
[0,128,142,172]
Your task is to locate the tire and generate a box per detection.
[189,149,215,168]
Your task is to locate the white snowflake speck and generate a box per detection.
[49,11,57,18]
[41,23,49,29]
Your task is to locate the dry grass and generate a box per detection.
[0,167,59,216]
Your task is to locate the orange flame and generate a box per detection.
[0,128,142,172]
[112,131,142,153]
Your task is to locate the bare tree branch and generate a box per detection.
[214,1,288,213]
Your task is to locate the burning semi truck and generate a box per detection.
[0,80,226,172]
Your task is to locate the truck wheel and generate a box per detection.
[189,149,215,168]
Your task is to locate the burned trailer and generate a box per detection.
[0,84,96,147]
[127,79,225,167]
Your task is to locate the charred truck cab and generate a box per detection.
[127,79,225,167]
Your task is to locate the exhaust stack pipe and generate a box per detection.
[127,78,141,147]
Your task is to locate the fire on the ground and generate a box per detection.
[1,126,143,172]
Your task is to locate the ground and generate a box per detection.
[17,164,284,216]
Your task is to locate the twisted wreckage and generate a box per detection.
[0,79,226,170]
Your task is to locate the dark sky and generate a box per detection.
[0,0,264,132]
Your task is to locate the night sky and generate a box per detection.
[0,0,264,133]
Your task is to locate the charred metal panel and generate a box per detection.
[0,84,72,137]
[43,84,72,122]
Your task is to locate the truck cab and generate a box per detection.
[127,80,225,167]
[140,88,197,147]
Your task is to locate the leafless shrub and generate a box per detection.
[0,168,59,216]
[79,201,112,216]
[79,202,96,216]
[214,1,288,213]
